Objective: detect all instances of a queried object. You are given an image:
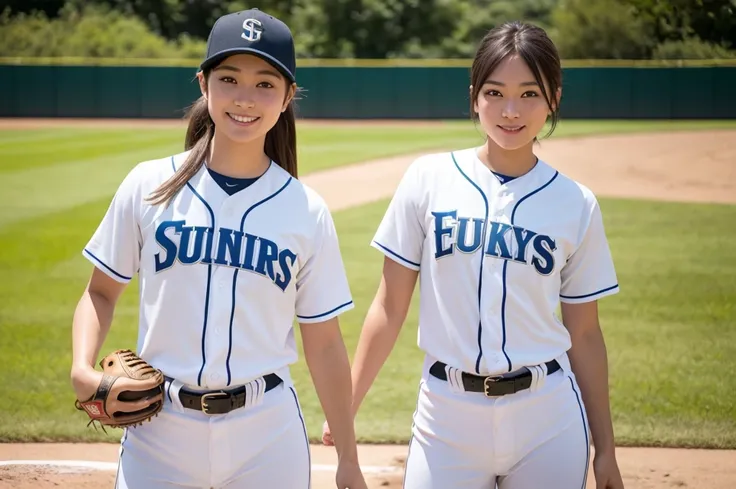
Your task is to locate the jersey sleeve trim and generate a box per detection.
[297,300,355,323]
[83,248,133,283]
[560,284,620,303]
[370,240,421,270]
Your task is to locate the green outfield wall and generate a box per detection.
[1,63,734,119]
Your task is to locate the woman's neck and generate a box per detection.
[477,139,538,177]
[207,131,270,178]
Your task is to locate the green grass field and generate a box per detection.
[0,119,735,447]
[2,118,736,230]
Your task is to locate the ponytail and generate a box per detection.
[146,96,214,207]
[265,97,298,179]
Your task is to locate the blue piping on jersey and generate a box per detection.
[504,170,559,371]
[297,300,354,321]
[568,376,590,488]
[171,156,217,387]
[561,283,619,300]
[83,249,132,281]
[372,241,421,268]
[451,152,489,374]
[225,175,293,386]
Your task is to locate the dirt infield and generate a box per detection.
[1,443,735,488]
[1,122,735,488]
[302,128,736,210]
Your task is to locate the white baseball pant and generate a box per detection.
[403,357,590,489]
[114,379,310,489]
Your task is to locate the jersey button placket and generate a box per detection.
[215,266,227,339]
[205,200,235,388]
[493,191,511,269]
[483,193,506,373]
[222,202,243,385]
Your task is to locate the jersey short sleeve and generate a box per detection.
[560,198,619,304]
[370,159,424,271]
[82,165,143,283]
[295,205,354,323]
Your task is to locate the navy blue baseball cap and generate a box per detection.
[200,8,296,83]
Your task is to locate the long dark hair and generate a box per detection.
[147,70,298,207]
[470,21,562,138]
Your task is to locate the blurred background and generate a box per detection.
[1,0,735,120]
[2,0,735,61]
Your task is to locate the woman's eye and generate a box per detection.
[522,91,539,97]
[486,90,502,97]
[220,76,236,84]
[258,82,274,88]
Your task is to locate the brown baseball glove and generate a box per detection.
[75,349,165,430]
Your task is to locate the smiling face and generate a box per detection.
[198,54,296,146]
[473,54,557,151]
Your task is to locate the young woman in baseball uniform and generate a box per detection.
[324,21,625,489]
[70,8,367,489]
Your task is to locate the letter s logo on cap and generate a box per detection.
[242,18,263,42]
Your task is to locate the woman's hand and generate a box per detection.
[322,420,334,446]
[335,458,368,489]
[593,451,625,489]
[71,365,105,402]
[71,364,163,413]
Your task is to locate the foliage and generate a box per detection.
[0,0,734,60]
[551,0,656,59]
[652,37,736,59]
[0,3,206,59]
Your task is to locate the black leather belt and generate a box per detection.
[429,360,560,397]
[178,373,283,415]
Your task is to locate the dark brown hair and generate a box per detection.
[147,69,298,207]
[470,21,562,138]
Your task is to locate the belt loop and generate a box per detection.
[244,377,266,409]
[165,377,186,413]
[444,364,465,394]
[529,364,547,393]
[243,381,252,409]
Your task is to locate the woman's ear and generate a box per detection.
[282,83,297,112]
[470,85,479,114]
[197,71,208,100]
[552,86,562,113]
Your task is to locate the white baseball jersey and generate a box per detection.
[83,150,353,388]
[372,147,619,375]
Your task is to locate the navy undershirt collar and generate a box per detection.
[492,171,517,184]
[207,167,262,195]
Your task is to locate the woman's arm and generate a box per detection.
[299,316,359,462]
[349,257,419,417]
[70,268,128,398]
[561,300,624,488]
[321,256,419,447]
[561,300,615,453]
